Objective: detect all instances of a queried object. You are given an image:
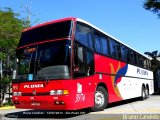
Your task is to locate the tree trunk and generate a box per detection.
[0,83,2,107]
[0,60,2,107]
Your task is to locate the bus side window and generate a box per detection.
[75,23,93,50]
[73,44,85,78]
[101,36,109,56]
[144,58,148,69]
[139,55,144,68]
[94,32,102,53]
[147,59,151,70]
[130,50,136,64]
[86,51,94,76]
[121,45,129,62]
[73,43,94,78]
[109,39,121,60]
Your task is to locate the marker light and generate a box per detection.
[63,90,69,95]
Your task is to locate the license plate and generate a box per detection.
[31,102,40,106]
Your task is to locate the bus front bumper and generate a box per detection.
[12,95,75,110]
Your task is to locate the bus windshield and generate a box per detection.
[14,40,71,82]
[18,20,72,47]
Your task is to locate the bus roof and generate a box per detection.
[23,17,151,60]
[22,17,76,32]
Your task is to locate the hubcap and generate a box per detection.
[95,91,105,107]
[142,89,145,98]
[145,89,148,96]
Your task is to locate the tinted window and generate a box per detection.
[121,45,129,62]
[144,58,148,69]
[129,50,136,64]
[101,36,109,55]
[135,53,139,66]
[75,23,93,49]
[109,39,121,59]
[139,55,145,68]
[148,60,151,70]
[18,21,72,47]
[94,32,102,53]
[73,42,94,78]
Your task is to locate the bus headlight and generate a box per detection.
[13,92,22,96]
[50,90,56,95]
[50,90,69,95]
[18,92,22,96]
[13,92,18,96]
[57,90,63,95]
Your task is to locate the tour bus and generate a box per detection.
[12,17,154,111]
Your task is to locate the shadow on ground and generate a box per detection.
[5,96,147,119]
[5,108,91,119]
[107,97,141,109]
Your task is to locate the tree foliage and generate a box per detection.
[144,50,160,59]
[144,50,160,72]
[145,50,160,93]
[0,8,25,49]
[143,0,160,17]
[0,7,28,70]
[0,8,29,106]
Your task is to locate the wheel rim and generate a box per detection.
[142,89,145,98]
[145,89,148,95]
[95,91,105,107]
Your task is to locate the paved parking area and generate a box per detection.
[0,95,160,120]
[92,95,160,114]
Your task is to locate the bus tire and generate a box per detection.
[145,87,149,99]
[141,86,146,100]
[91,86,108,111]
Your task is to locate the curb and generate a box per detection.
[0,106,15,110]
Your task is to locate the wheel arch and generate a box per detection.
[141,83,146,100]
[142,83,145,89]
[96,82,109,99]
[96,82,108,93]
[146,84,149,95]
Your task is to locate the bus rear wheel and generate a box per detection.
[145,87,149,99]
[91,86,108,111]
[141,86,146,100]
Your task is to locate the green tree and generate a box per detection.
[143,0,160,17]
[0,8,29,106]
[144,50,160,71]
[144,50,160,93]
[144,50,160,59]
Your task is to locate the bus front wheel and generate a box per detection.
[91,86,108,111]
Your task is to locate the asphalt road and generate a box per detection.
[1,95,160,120]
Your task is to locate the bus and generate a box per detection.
[155,67,160,93]
[12,17,154,111]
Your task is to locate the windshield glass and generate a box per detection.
[13,40,71,82]
[18,20,72,47]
